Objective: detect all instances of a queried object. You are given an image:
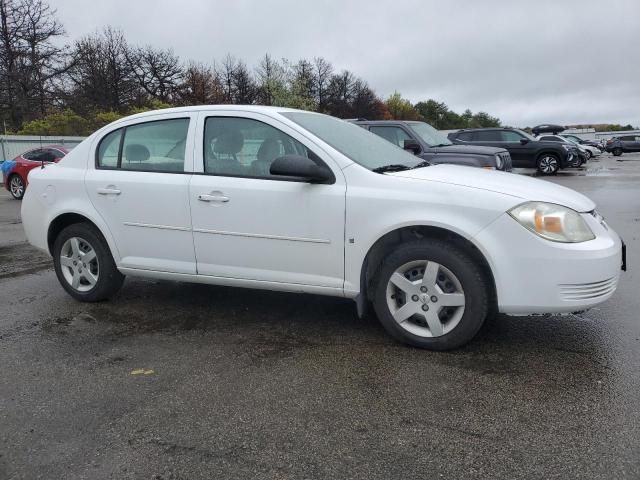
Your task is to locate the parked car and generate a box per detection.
[560,134,605,152]
[2,146,69,199]
[21,106,625,350]
[605,135,640,156]
[536,134,594,163]
[555,135,601,159]
[351,120,512,171]
[448,128,579,175]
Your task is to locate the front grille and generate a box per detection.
[499,152,513,171]
[558,277,618,301]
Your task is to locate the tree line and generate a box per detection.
[0,0,503,136]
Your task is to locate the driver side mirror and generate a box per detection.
[403,139,422,155]
[520,138,529,145]
[270,155,334,184]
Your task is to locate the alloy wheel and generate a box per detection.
[538,156,558,174]
[385,260,466,338]
[59,236,99,292]
[9,176,24,199]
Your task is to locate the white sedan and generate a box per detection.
[20,106,625,350]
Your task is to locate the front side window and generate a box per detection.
[203,116,318,178]
[500,131,525,142]
[369,126,413,148]
[408,122,452,146]
[96,118,189,171]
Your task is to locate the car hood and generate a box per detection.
[388,164,595,212]
[430,144,507,155]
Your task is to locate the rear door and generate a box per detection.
[85,113,197,274]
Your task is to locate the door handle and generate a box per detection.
[198,193,229,203]
[96,187,121,195]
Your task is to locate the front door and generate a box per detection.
[85,114,197,274]
[189,112,346,290]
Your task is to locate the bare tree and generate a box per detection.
[255,53,284,105]
[177,61,225,105]
[312,57,333,112]
[0,0,66,128]
[127,45,183,103]
[65,27,140,113]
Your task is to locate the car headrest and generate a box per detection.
[214,131,244,155]
[125,144,150,162]
[257,138,280,162]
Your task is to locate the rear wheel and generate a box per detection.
[372,240,489,350]
[52,223,124,301]
[613,148,622,157]
[536,154,560,175]
[8,174,25,199]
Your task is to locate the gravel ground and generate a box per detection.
[1,153,639,480]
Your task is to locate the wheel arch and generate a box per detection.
[358,224,498,316]
[536,150,561,160]
[47,210,120,262]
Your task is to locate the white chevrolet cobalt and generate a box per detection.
[21,106,625,350]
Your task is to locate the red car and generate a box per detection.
[3,146,69,199]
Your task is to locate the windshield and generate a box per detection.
[407,122,452,146]
[561,136,580,146]
[280,112,421,171]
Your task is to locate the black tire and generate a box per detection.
[571,155,583,168]
[52,223,124,302]
[536,154,560,175]
[372,240,489,350]
[612,148,622,157]
[8,174,25,200]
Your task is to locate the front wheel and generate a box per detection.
[537,154,560,175]
[584,150,592,160]
[612,148,622,157]
[372,240,489,350]
[52,223,124,301]
[8,174,25,199]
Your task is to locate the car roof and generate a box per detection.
[121,104,302,121]
[454,127,511,132]
[352,120,421,125]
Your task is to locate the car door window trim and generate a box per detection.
[201,115,335,184]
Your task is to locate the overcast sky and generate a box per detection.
[53,0,639,127]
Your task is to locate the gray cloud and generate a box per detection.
[54,0,639,127]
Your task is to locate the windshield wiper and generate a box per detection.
[372,164,412,174]
[410,160,431,169]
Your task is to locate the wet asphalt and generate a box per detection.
[1,154,639,479]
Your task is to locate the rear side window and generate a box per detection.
[97,130,122,168]
[96,118,189,172]
[476,131,501,141]
[456,132,475,142]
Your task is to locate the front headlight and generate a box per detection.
[494,154,504,169]
[508,202,595,243]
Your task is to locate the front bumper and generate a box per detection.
[475,211,623,315]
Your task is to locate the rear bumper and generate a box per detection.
[475,212,622,315]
